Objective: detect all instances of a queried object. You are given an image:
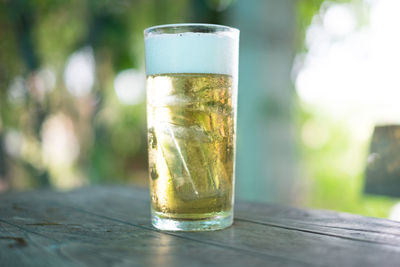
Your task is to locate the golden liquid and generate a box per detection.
[147,73,235,220]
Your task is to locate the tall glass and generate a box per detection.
[144,23,239,231]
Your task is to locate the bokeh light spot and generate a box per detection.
[64,46,95,97]
[113,69,145,105]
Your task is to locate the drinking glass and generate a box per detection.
[144,23,239,231]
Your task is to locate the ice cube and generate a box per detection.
[155,122,224,200]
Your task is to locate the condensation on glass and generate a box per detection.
[144,23,239,231]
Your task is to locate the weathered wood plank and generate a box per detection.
[58,187,400,267]
[235,202,400,246]
[236,201,400,236]
[0,189,302,267]
[0,220,74,267]
[55,186,400,246]
[125,186,400,245]
[1,186,400,267]
[12,187,400,266]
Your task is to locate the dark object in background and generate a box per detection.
[364,125,400,197]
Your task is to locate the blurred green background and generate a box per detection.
[1,0,399,219]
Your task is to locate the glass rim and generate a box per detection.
[144,23,239,38]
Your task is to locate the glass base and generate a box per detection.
[151,210,233,231]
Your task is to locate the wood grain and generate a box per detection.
[0,186,399,267]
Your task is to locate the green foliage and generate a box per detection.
[1,0,397,220]
[297,104,398,218]
[294,0,398,218]
[0,0,190,190]
[296,0,351,51]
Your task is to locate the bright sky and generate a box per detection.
[295,0,400,133]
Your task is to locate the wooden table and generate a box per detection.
[0,186,399,266]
